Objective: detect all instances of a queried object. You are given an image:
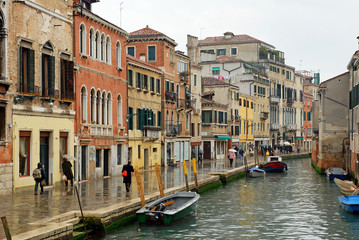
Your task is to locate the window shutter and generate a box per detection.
[27,49,35,93]
[137,108,141,130]
[42,54,46,96]
[19,47,24,92]
[65,60,74,100]
[158,111,161,127]
[48,56,55,97]
[128,107,133,130]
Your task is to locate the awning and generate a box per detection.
[215,134,231,140]
[295,137,304,139]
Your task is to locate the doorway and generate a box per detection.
[81,146,87,180]
[144,148,149,170]
[104,149,109,176]
[40,134,50,185]
[204,141,211,160]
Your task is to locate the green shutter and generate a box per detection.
[129,107,133,130]
[27,49,35,93]
[48,56,55,97]
[137,108,141,130]
[158,111,161,127]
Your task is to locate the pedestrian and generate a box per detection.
[122,160,134,192]
[228,151,235,167]
[239,148,244,161]
[33,162,45,195]
[198,147,203,164]
[62,158,74,187]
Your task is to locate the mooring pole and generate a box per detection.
[183,160,189,191]
[192,158,199,193]
[74,186,88,239]
[155,163,165,197]
[135,166,146,207]
[1,216,11,240]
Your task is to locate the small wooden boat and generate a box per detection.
[262,156,288,172]
[326,167,347,181]
[339,195,359,213]
[136,192,200,224]
[334,178,357,195]
[248,167,265,178]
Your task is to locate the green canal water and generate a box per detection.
[103,158,359,239]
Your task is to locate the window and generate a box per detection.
[157,111,161,127]
[150,77,155,92]
[251,102,253,109]
[101,34,105,61]
[127,46,135,57]
[80,24,86,54]
[41,54,55,97]
[95,31,100,59]
[136,72,141,88]
[148,46,156,61]
[166,80,170,92]
[89,28,94,57]
[106,37,111,63]
[81,87,87,123]
[216,49,226,56]
[19,131,31,177]
[138,145,141,159]
[194,74,197,87]
[239,98,242,106]
[143,75,148,90]
[128,107,133,130]
[60,59,74,100]
[212,67,220,75]
[156,79,161,93]
[116,41,121,68]
[0,105,5,140]
[19,46,35,94]
[117,145,122,165]
[202,110,212,123]
[231,48,237,55]
[128,69,133,86]
[177,60,188,73]
[96,149,101,167]
[117,95,123,125]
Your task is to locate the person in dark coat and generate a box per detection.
[62,158,74,187]
[34,163,46,195]
[122,161,134,192]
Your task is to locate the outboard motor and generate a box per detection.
[154,203,166,220]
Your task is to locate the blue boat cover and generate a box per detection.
[248,167,264,172]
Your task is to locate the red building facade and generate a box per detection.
[303,92,313,151]
[73,1,128,180]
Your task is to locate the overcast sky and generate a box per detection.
[93,0,359,82]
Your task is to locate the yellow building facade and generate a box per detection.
[238,93,255,153]
[127,56,162,169]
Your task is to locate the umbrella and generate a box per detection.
[229,149,237,153]
[62,154,77,161]
[283,141,291,146]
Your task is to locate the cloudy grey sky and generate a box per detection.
[93,0,359,82]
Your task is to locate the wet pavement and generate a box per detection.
[0,157,253,238]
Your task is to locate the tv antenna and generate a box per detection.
[120,2,124,27]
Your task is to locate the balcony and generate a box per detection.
[166,121,182,137]
[82,123,113,136]
[143,126,161,142]
[270,123,280,130]
[165,91,177,102]
[179,71,190,84]
[287,97,294,106]
[270,95,280,104]
[260,112,269,120]
[231,115,240,122]
[286,123,297,131]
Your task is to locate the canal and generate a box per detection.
[103,158,359,239]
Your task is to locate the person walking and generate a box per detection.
[228,151,235,167]
[62,158,74,187]
[239,148,244,161]
[122,160,134,192]
[33,163,45,195]
[198,148,203,164]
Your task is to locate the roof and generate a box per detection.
[199,33,274,48]
[202,77,239,89]
[319,71,349,86]
[126,55,163,74]
[129,25,177,46]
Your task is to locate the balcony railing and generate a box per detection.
[82,124,113,136]
[286,123,297,131]
[143,126,161,142]
[260,112,269,120]
[165,91,177,102]
[270,123,280,130]
[231,115,240,122]
[287,97,294,106]
[166,121,182,136]
[270,95,280,104]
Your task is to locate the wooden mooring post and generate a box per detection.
[74,186,89,240]
[155,163,165,197]
[135,166,146,207]
[1,216,11,240]
[183,160,189,191]
[192,158,199,193]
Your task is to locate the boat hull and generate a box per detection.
[339,195,359,213]
[263,161,287,172]
[136,192,200,224]
[326,167,347,181]
[248,167,265,178]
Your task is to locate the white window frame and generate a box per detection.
[79,23,87,55]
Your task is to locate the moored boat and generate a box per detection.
[262,156,288,172]
[334,178,356,195]
[248,167,265,178]
[338,195,359,213]
[326,167,347,181]
[136,191,200,224]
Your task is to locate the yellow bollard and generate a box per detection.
[192,158,199,193]
[183,160,189,191]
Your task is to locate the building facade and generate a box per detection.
[190,63,202,160]
[73,0,128,180]
[127,55,162,169]
[9,0,75,189]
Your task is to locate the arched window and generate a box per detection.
[117,94,123,125]
[91,89,96,123]
[95,31,100,59]
[107,93,112,125]
[81,87,88,123]
[116,41,121,68]
[96,90,102,124]
[89,28,94,57]
[101,34,105,61]
[106,36,111,64]
[80,24,86,54]
[102,91,106,125]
